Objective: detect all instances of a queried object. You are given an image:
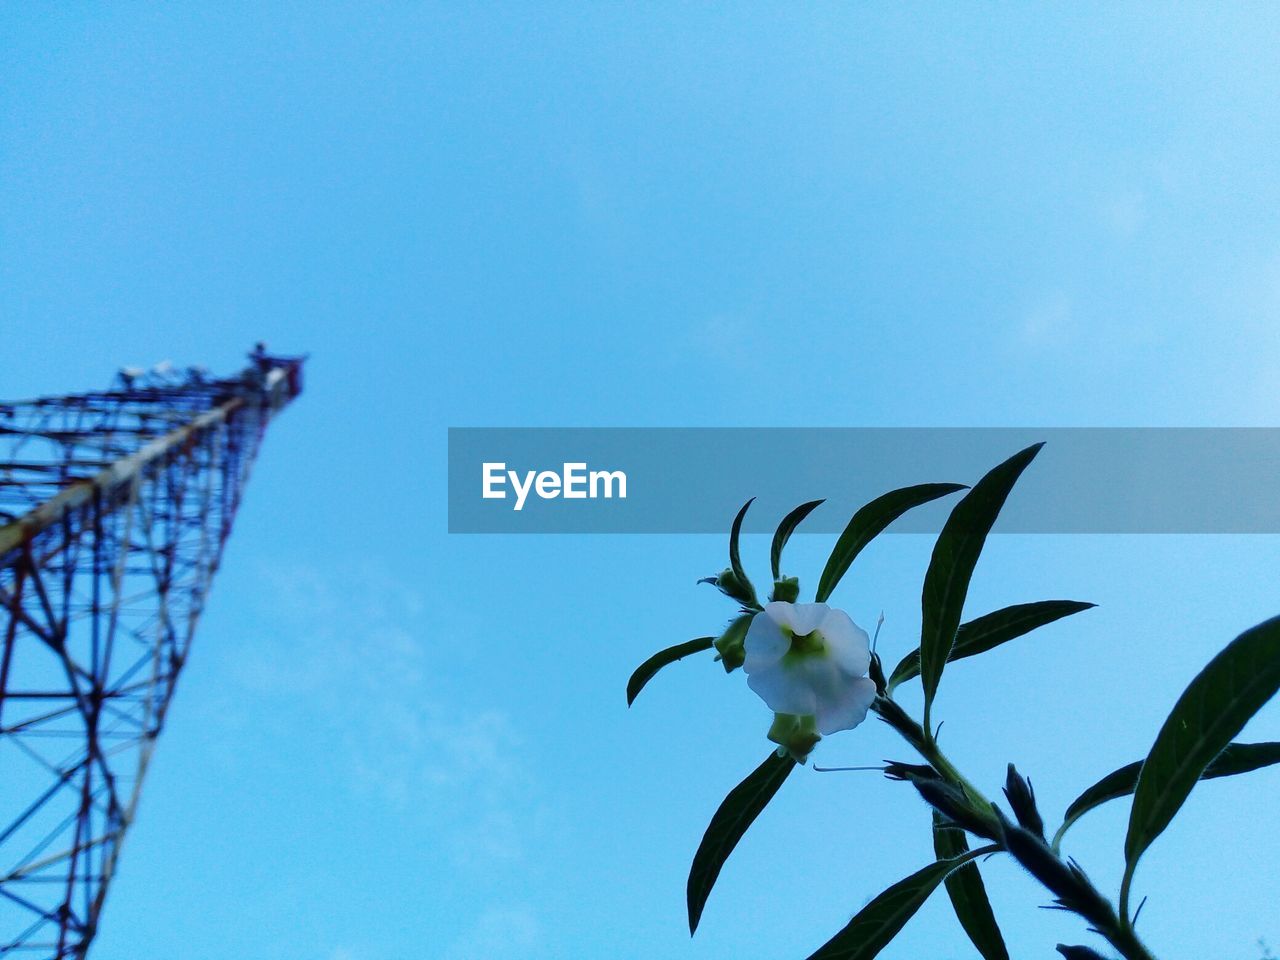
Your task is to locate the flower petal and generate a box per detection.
[787,651,849,706]
[816,608,871,677]
[743,611,788,673]
[814,677,878,735]
[770,601,828,637]
[760,601,795,633]
[746,662,817,716]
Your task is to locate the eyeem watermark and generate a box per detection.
[482,461,628,511]
[450,427,1280,533]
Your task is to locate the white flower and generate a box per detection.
[743,602,878,736]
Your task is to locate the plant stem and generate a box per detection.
[1118,863,1137,940]
[1090,892,1156,960]
[871,696,1159,960]
[872,698,994,815]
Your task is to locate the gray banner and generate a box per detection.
[447,428,1280,534]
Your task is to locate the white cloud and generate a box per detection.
[218,560,540,868]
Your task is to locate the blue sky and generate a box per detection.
[3,4,1280,959]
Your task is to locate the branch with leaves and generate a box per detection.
[628,443,1280,960]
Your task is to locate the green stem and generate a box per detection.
[872,698,994,819]
[1109,926,1157,960]
[1101,898,1156,960]
[923,741,987,805]
[1118,862,1137,934]
[871,695,1159,960]
[1049,819,1070,854]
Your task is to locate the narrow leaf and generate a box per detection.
[729,498,758,607]
[804,847,990,960]
[1056,946,1110,960]
[626,637,715,706]
[919,444,1043,717]
[1124,615,1280,879]
[771,499,825,581]
[888,600,1095,690]
[933,813,1010,960]
[1055,741,1280,848]
[815,483,966,604]
[688,751,795,933]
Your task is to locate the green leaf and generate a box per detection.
[1056,946,1109,960]
[729,498,758,607]
[688,751,795,934]
[888,600,1095,691]
[814,483,966,604]
[1054,741,1280,849]
[626,637,715,706]
[803,847,991,960]
[1123,615,1280,891]
[919,444,1043,720]
[933,812,1009,960]
[771,499,825,581]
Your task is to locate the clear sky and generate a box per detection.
[3,5,1280,959]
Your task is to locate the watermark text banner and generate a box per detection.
[447,428,1280,533]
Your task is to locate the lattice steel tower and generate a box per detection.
[0,349,304,957]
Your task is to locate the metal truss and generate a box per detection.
[0,350,303,957]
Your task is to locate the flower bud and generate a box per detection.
[868,652,887,696]
[769,576,800,603]
[994,809,1071,898]
[995,809,1112,929]
[701,567,756,606]
[767,713,821,763]
[909,776,999,841]
[713,614,753,671]
[1003,763,1045,839]
[882,760,938,781]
